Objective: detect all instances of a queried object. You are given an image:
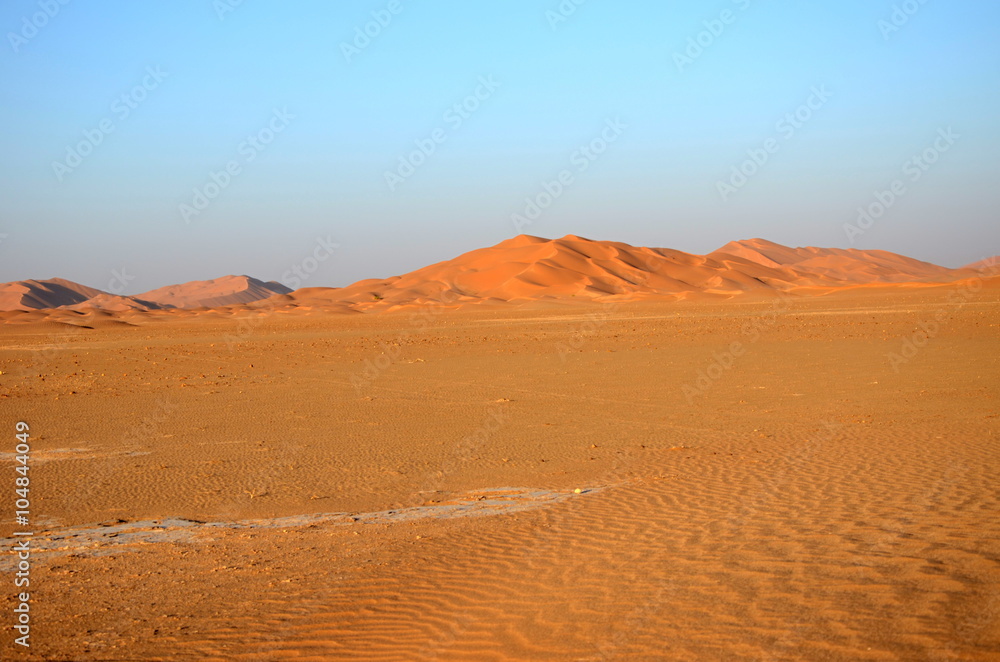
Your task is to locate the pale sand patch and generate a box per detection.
[0,285,997,660]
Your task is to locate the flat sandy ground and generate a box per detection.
[0,283,998,660]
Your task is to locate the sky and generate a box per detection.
[1,0,998,294]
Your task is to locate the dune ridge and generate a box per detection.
[964,256,1000,271]
[0,236,988,322]
[272,234,982,312]
[0,277,104,311]
[134,275,292,309]
[0,275,290,314]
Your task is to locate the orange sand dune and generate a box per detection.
[711,238,970,283]
[61,293,159,312]
[0,277,103,311]
[135,275,291,309]
[964,256,1000,271]
[0,275,291,313]
[0,237,987,322]
[277,234,979,313]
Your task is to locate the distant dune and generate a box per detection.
[963,256,1000,271]
[0,237,990,321]
[0,278,104,311]
[710,238,961,282]
[61,293,160,312]
[275,234,981,313]
[0,275,290,313]
[134,275,292,309]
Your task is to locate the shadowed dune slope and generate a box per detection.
[135,275,292,309]
[0,237,986,319]
[0,277,104,311]
[278,235,979,312]
[0,275,293,312]
[964,256,1000,271]
[709,238,968,283]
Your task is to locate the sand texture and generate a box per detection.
[0,269,997,659]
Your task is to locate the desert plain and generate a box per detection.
[0,236,998,661]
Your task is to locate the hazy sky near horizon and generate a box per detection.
[1,0,998,293]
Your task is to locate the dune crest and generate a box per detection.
[0,275,291,313]
[276,234,980,312]
[964,256,1000,271]
[135,275,291,309]
[0,237,988,321]
[0,278,104,311]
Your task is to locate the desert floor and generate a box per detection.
[1,284,998,661]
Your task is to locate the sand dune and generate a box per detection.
[0,277,104,311]
[710,238,966,283]
[134,275,292,309]
[61,293,159,312]
[964,256,1000,271]
[0,237,986,323]
[0,275,292,314]
[278,235,978,313]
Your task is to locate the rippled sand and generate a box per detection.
[1,284,997,660]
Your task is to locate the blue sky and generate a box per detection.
[1,0,997,292]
